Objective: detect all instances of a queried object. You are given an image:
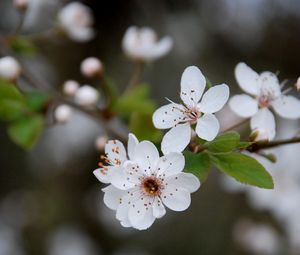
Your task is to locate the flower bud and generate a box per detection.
[74,85,99,106]
[250,128,269,142]
[13,0,28,11]
[54,105,72,123]
[0,56,21,81]
[95,135,108,151]
[63,80,79,96]
[296,77,300,91]
[80,57,103,78]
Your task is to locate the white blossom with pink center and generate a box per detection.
[152,66,229,154]
[229,62,300,140]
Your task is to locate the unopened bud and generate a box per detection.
[250,128,269,142]
[0,56,21,81]
[54,105,72,123]
[74,85,99,106]
[13,0,28,11]
[95,135,108,151]
[63,80,79,96]
[80,57,103,78]
[296,77,300,91]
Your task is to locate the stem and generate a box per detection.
[125,61,144,93]
[221,118,249,133]
[247,137,300,152]
[13,11,26,36]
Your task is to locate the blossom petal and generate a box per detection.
[102,185,127,210]
[127,133,139,160]
[161,186,191,211]
[235,62,260,95]
[229,94,259,117]
[145,36,173,61]
[152,198,166,218]
[157,152,185,177]
[250,108,276,140]
[93,167,115,184]
[272,95,300,119]
[166,172,200,193]
[134,141,160,174]
[161,123,191,155]
[199,84,229,114]
[105,140,127,165]
[152,103,185,129]
[195,114,220,141]
[259,71,281,98]
[110,167,136,190]
[180,66,206,108]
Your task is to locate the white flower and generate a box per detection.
[80,57,103,78]
[58,2,95,42]
[63,80,79,96]
[13,0,28,11]
[250,128,270,142]
[152,66,229,154]
[74,85,99,106]
[0,56,21,81]
[102,140,200,230]
[122,26,173,62]
[54,104,72,123]
[229,62,300,140]
[94,135,108,151]
[93,134,139,184]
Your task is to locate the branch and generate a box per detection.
[247,137,300,152]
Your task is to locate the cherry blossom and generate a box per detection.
[0,56,21,81]
[122,26,173,62]
[152,66,229,154]
[80,57,103,78]
[74,85,99,106]
[229,62,300,140]
[103,140,200,230]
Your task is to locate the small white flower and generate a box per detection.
[94,135,108,151]
[122,26,173,62]
[102,140,200,230]
[152,66,229,154]
[93,133,139,184]
[0,56,21,81]
[54,104,72,123]
[250,128,270,142]
[58,2,95,42]
[13,0,28,11]
[74,85,99,106]
[80,57,103,78]
[229,62,300,140]
[63,80,79,96]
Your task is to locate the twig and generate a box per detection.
[247,137,300,152]
[125,61,144,93]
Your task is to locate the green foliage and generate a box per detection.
[8,115,44,149]
[184,151,211,183]
[204,131,240,152]
[210,152,274,189]
[10,36,37,56]
[25,90,51,112]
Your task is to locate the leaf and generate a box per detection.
[25,90,51,112]
[0,79,24,101]
[10,37,37,56]
[210,152,274,189]
[8,115,44,149]
[204,131,240,152]
[129,112,162,143]
[113,84,155,118]
[183,151,211,183]
[0,99,28,121]
[237,141,253,149]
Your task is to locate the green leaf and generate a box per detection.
[0,79,24,102]
[210,152,274,189]
[10,37,37,56]
[204,131,240,152]
[237,141,253,149]
[25,90,51,112]
[129,112,162,143]
[113,85,155,118]
[184,151,211,183]
[8,115,44,149]
[0,99,28,121]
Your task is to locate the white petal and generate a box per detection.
[152,198,166,218]
[133,141,160,174]
[235,62,260,95]
[93,167,115,184]
[152,103,185,129]
[161,186,191,211]
[166,172,200,193]
[110,167,135,190]
[156,152,185,177]
[259,71,281,98]
[250,108,276,140]
[195,114,220,141]
[272,95,300,119]
[199,84,230,114]
[105,140,127,165]
[161,123,191,155]
[102,185,126,210]
[180,66,206,108]
[229,94,258,117]
[144,36,173,61]
[127,133,139,160]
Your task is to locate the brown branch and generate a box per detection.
[247,137,300,152]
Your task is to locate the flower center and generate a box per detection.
[185,108,201,124]
[141,177,162,197]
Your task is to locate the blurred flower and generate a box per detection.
[74,85,99,106]
[93,133,139,183]
[229,62,300,140]
[13,0,28,11]
[54,104,72,124]
[58,2,95,42]
[122,26,173,62]
[63,80,79,96]
[102,140,200,230]
[94,135,108,151]
[0,56,21,81]
[296,77,300,91]
[153,66,229,154]
[80,57,103,78]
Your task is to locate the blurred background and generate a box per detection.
[1,0,300,254]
